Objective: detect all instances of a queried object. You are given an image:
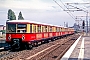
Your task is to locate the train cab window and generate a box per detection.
[17,30,26,33]
[17,24,26,33]
[8,24,16,32]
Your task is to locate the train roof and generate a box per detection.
[6,20,72,28]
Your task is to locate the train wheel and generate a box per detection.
[41,41,45,44]
[45,40,49,43]
[34,42,38,47]
[28,44,33,49]
[25,44,33,50]
[51,38,54,41]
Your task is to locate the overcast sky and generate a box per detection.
[0,0,90,26]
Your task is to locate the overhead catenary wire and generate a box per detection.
[59,0,76,20]
[53,0,76,20]
[66,4,87,13]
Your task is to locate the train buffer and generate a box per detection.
[61,33,90,60]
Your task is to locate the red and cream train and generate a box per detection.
[6,20,75,49]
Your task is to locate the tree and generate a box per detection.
[8,9,16,20]
[18,11,24,20]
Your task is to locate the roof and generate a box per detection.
[6,20,67,28]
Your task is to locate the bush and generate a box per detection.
[0,30,6,34]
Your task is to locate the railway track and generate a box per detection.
[25,34,79,60]
[37,37,77,60]
[0,50,29,60]
[0,34,80,60]
[0,51,9,58]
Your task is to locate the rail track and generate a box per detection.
[36,36,78,60]
[0,33,80,60]
[0,50,30,60]
[25,34,79,60]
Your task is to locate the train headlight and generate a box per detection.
[8,34,11,40]
[22,34,25,40]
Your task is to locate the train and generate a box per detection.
[6,20,75,50]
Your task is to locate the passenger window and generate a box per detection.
[56,27,58,32]
[35,25,36,33]
[37,25,41,33]
[30,24,32,33]
[61,28,62,32]
[45,26,47,32]
[50,27,52,32]
[33,25,36,33]
[42,26,44,32]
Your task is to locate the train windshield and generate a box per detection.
[7,24,16,33]
[17,24,26,33]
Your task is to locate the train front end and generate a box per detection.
[6,20,29,50]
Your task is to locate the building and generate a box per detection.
[0,25,6,34]
[0,25,4,30]
[73,23,80,31]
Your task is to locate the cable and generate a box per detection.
[53,0,76,20]
[59,0,76,20]
[53,0,64,10]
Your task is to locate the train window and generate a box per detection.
[33,25,36,33]
[17,24,26,29]
[59,28,60,32]
[8,24,16,32]
[56,27,57,32]
[17,30,26,33]
[37,25,41,33]
[61,28,62,31]
[35,25,36,33]
[52,27,54,32]
[57,28,59,32]
[50,27,52,32]
[48,26,49,32]
[45,26,47,32]
[42,26,45,32]
[30,24,32,33]
[42,26,43,32]
[56,27,59,32]
[62,28,64,31]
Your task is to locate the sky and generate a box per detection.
[0,0,90,27]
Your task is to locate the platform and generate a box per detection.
[61,33,90,60]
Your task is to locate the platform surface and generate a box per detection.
[61,33,90,60]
